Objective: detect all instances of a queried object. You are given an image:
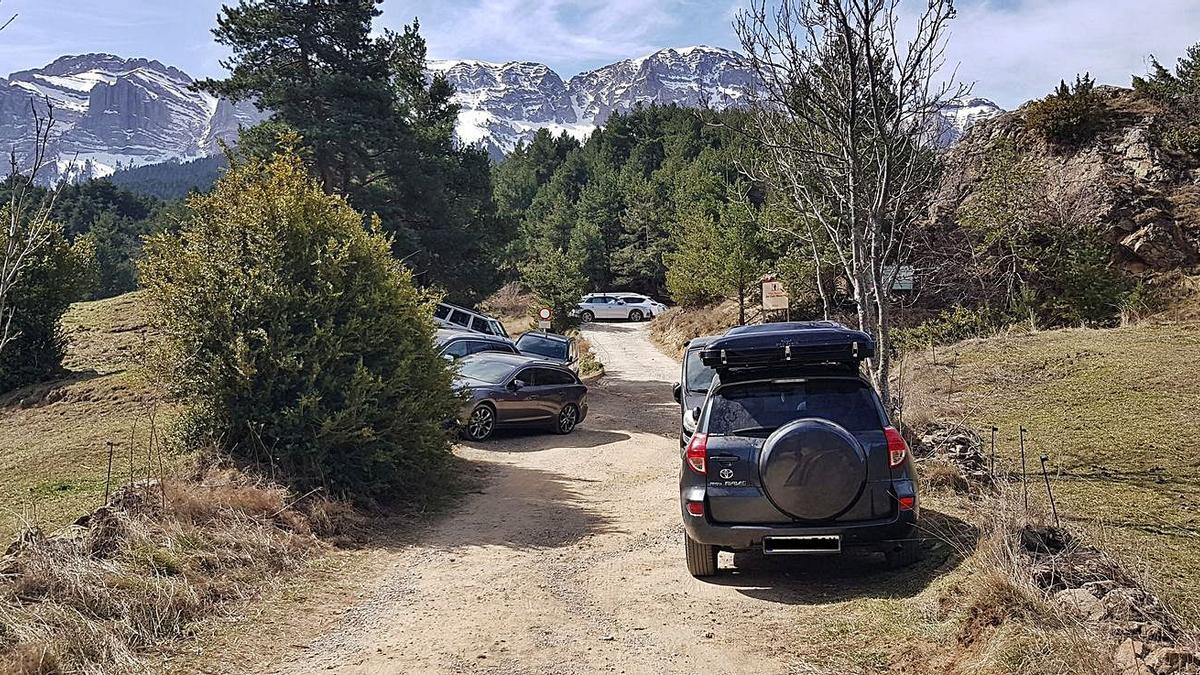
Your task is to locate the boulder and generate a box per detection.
[1144,647,1200,674]
[1121,222,1195,270]
[1055,587,1107,622]
[1114,639,1152,675]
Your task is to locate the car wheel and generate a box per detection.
[463,404,496,442]
[684,532,719,577]
[556,404,580,435]
[629,309,645,322]
[884,540,923,569]
[580,310,595,323]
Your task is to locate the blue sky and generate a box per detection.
[0,0,1198,108]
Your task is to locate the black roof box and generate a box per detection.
[699,322,875,369]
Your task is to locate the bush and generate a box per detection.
[0,223,94,392]
[140,148,460,503]
[1026,74,1105,146]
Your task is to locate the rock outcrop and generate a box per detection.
[935,87,1200,275]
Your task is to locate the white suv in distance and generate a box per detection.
[576,293,667,323]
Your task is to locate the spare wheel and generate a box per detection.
[758,418,867,521]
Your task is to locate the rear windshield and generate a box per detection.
[684,348,717,394]
[458,359,514,384]
[517,334,570,361]
[706,379,881,435]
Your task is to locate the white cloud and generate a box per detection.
[391,0,682,71]
[946,0,1200,108]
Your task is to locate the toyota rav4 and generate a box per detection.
[678,322,920,577]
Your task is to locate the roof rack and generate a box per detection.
[699,322,875,369]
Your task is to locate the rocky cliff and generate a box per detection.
[934,86,1199,275]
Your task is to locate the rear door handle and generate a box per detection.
[711,455,740,462]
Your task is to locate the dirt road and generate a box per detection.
[260,322,957,675]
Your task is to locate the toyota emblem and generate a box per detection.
[719,468,734,480]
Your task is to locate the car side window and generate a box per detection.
[535,368,574,386]
[622,297,643,304]
[514,368,538,387]
[449,310,472,328]
[443,340,471,358]
[434,304,451,320]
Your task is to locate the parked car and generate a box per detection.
[455,353,589,442]
[672,335,720,447]
[575,293,666,323]
[678,322,920,577]
[434,302,509,338]
[435,329,518,360]
[515,331,579,371]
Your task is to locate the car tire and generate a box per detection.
[580,310,595,323]
[684,532,719,577]
[629,309,645,322]
[884,540,923,569]
[463,404,496,442]
[555,404,580,435]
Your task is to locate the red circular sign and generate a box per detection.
[538,307,553,321]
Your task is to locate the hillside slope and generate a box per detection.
[903,320,1200,618]
[0,292,174,541]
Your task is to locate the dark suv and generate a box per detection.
[678,322,919,577]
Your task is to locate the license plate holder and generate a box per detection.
[762,535,842,554]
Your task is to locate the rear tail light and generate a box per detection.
[884,427,908,468]
[685,501,705,517]
[686,433,708,474]
[898,495,917,511]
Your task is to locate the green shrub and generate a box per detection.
[140,148,460,503]
[894,306,1000,351]
[0,223,94,392]
[1026,74,1105,146]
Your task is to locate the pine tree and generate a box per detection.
[197,2,502,302]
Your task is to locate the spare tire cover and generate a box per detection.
[758,418,867,521]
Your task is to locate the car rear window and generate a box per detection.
[684,348,716,394]
[517,334,570,361]
[706,379,882,435]
[458,359,514,384]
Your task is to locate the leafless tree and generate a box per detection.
[736,0,966,404]
[1,97,68,359]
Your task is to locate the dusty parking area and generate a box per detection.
[189,322,971,675]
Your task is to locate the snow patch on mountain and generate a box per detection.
[0,54,263,184]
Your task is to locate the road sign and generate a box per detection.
[883,265,916,292]
[762,280,789,311]
[538,307,553,321]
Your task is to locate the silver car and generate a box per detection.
[575,293,666,323]
[456,353,589,442]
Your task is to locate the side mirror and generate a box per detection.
[510,379,526,391]
[691,407,702,421]
[672,382,682,404]
[443,353,456,362]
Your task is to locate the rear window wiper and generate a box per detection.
[728,426,777,436]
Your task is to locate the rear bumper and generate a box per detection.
[681,486,919,551]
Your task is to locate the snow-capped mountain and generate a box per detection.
[0,50,999,183]
[433,46,758,158]
[435,47,999,158]
[937,97,1005,145]
[0,54,263,182]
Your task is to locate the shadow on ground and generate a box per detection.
[361,455,618,553]
[703,509,978,604]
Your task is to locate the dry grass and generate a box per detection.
[480,282,537,337]
[572,333,605,379]
[900,320,1200,621]
[649,300,762,357]
[0,472,327,673]
[0,293,182,544]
